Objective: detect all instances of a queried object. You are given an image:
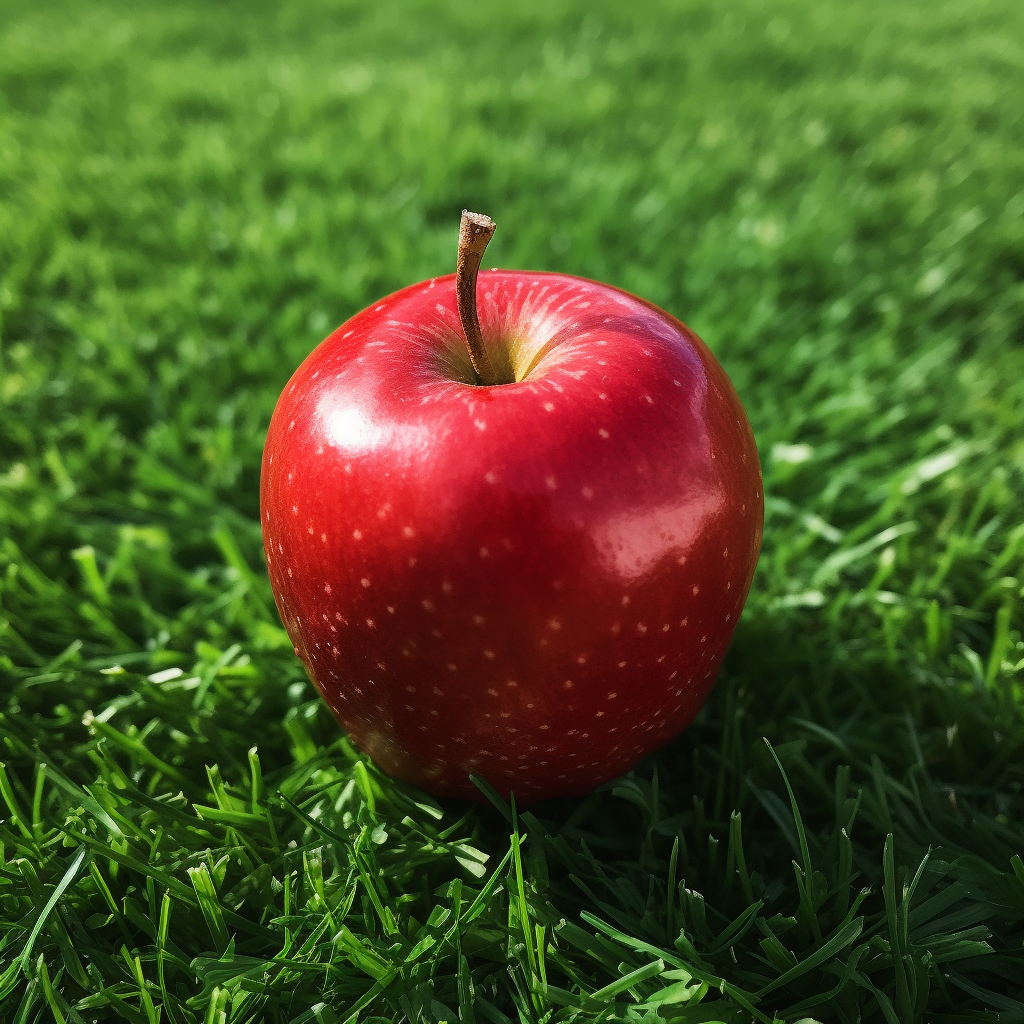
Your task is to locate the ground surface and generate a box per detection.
[2,0,1024,1021]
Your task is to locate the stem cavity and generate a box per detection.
[456,211,498,385]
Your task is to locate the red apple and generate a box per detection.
[261,213,762,803]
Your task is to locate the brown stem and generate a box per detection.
[456,211,497,385]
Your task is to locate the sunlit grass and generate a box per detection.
[2,0,1023,1020]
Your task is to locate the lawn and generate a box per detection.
[2,0,1024,1020]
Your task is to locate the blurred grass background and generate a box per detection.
[2,0,1024,1021]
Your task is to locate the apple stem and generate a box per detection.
[457,211,499,385]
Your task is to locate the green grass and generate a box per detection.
[2,0,1024,1019]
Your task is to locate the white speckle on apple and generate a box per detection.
[375,305,384,311]
[673,379,681,386]
[680,617,688,626]
[637,622,648,633]
[548,618,562,630]
[473,614,486,626]
[475,420,487,430]
[353,529,363,540]
[669,670,678,680]
[402,526,415,538]
[726,613,731,621]
[365,618,374,628]
[321,533,327,542]
[598,392,607,400]
[701,635,707,643]
[645,395,654,405]
[479,547,489,558]
[596,711,605,717]
[406,685,415,692]
[487,688,498,696]
[618,661,627,668]
[483,649,495,659]
[307,525,314,534]
[441,581,453,594]
[611,622,621,634]
[484,471,497,484]
[289,421,295,430]
[540,725,549,730]
[506,679,518,687]
[287,567,293,577]
[692,584,700,595]
[598,428,609,438]
[581,486,595,499]
[447,663,457,671]
[408,557,417,567]
[291,505,298,514]
[545,476,557,490]
[657,655,666,663]
[543,402,555,412]
[360,578,370,588]
[422,599,435,612]
[324,583,332,594]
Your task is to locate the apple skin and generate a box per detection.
[261,270,762,803]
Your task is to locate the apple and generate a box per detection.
[260,213,762,803]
